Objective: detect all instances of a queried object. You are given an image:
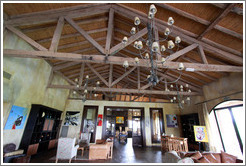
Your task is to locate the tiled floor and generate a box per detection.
[30,138,166,163]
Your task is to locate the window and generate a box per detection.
[211,100,243,159]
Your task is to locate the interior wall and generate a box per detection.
[182,72,243,151]
[64,99,181,146]
[3,30,70,149]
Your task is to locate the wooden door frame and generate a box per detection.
[150,108,165,143]
[81,105,98,143]
[103,106,146,147]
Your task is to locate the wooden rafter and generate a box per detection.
[137,66,140,89]
[197,45,208,64]
[4,49,243,73]
[167,43,198,61]
[48,84,201,96]
[54,70,76,86]
[79,63,85,86]
[6,25,47,51]
[210,3,243,15]
[113,4,243,65]
[53,61,81,71]
[111,66,137,87]
[155,3,243,40]
[105,8,114,55]
[109,64,113,87]
[5,4,110,26]
[115,17,242,57]
[86,63,109,87]
[109,27,148,55]
[197,3,236,40]
[49,16,64,52]
[65,16,105,54]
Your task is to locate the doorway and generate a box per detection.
[102,106,145,147]
[81,106,98,143]
[150,108,165,143]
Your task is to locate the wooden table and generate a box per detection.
[161,136,188,153]
[77,147,84,157]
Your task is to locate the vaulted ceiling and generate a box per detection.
[3,3,243,102]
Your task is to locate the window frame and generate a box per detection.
[213,103,243,154]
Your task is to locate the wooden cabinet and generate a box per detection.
[180,113,203,151]
[19,104,62,155]
[48,139,58,150]
[27,143,39,156]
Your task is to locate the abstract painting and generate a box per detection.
[193,125,208,142]
[4,105,28,130]
[64,111,80,126]
[166,114,178,128]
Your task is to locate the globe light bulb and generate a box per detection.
[134,17,141,25]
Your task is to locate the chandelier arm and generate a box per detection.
[159,71,183,84]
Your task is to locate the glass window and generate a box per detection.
[212,101,243,159]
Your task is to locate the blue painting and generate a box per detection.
[4,105,28,130]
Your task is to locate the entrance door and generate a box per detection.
[132,116,142,147]
[81,106,98,143]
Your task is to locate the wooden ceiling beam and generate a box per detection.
[79,63,85,86]
[58,37,106,50]
[105,8,115,55]
[115,19,242,57]
[111,66,137,87]
[113,4,243,65]
[167,43,198,61]
[197,45,208,64]
[53,61,81,71]
[38,27,107,44]
[6,25,47,51]
[23,16,108,34]
[65,16,105,54]
[86,63,109,87]
[197,3,236,40]
[210,3,243,15]
[49,16,65,52]
[5,4,110,26]
[4,49,243,73]
[109,27,148,55]
[155,3,243,40]
[53,70,76,85]
[109,64,113,87]
[48,84,201,96]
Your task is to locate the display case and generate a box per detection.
[19,104,62,155]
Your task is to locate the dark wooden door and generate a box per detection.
[81,106,98,143]
[132,116,143,147]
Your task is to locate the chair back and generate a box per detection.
[57,137,76,159]
[80,132,91,142]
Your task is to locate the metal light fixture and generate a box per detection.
[121,4,190,109]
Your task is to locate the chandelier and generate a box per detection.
[121,4,191,108]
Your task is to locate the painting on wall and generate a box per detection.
[97,114,103,126]
[193,125,208,142]
[166,114,178,128]
[64,111,80,126]
[4,105,28,130]
[116,116,124,124]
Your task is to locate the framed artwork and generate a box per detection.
[193,125,208,142]
[64,111,80,126]
[166,114,178,128]
[116,116,124,124]
[97,114,103,126]
[4,105,28,130]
